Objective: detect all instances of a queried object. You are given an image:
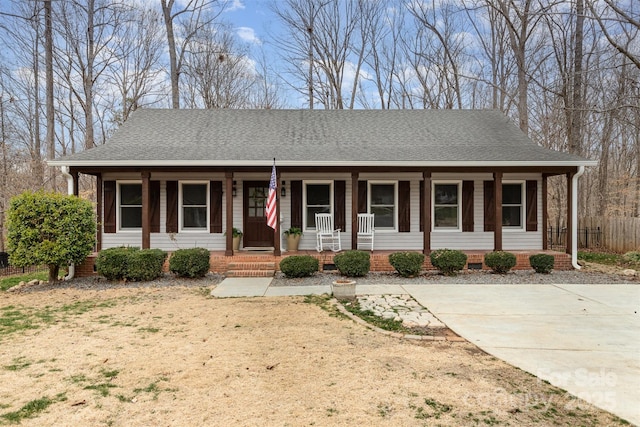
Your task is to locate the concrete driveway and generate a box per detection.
[404,284,640,425]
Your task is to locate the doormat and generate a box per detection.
[241,247,274,252]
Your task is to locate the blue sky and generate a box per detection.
[225,0,273,46]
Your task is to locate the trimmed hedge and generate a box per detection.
[95,247,139,281]
[334,250,370,277]
[485,251,517,274]
[169,248,211,278]
[529,253,555,274]
[127,249,167,281]
[95,247,166,282]
[279,255,319,278]
[388,252,425,277]
[430,249,467,276]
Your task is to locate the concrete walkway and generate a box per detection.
[211,278,640,425]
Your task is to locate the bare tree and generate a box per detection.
[160,0,225,109]
[183,25,255,109]
[587,0,640,70]
[107,5,165,124]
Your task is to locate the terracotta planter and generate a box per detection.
[286,234,301,252]
[332,279,356,300]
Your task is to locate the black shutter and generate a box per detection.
[334,181,346,231]
[358,181,367,213]
[210,181,223,233]
[150,181,160,233]
[398,181,410,232]
[291,180,302,229]
[526,180,538,232]
[462,181,474,232]
[103,181,116,233]
[484,181,495,232]
[166,181,178,233]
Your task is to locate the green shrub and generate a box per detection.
[96,247,166,281]
[279,255,319,278]
[95,247,139,281]
[333,250,370,277]
[7,191,96,283]
[529,253,555,274]
[126,249,167,281]
[388,252,425,277]
[169,248,211,278]
[429,249,467,276]
[485,251,517,274]
[623,251,640,263]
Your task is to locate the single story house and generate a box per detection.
[49,109,596,274]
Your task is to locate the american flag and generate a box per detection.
[266,161,277,229]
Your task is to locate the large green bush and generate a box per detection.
[96,247,166,281]
[7,191,96,283]
[279,255,319,278]
[485,251,517,274]
[95,247,138,281]
[169,248,211,278]
[388,252,425,277]
[334,250,370,277]
[529,253,555,274]
[430,249,467,276]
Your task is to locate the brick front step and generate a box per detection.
[226,269,275,278]
[227,262,276,271]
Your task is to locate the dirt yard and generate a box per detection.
[0,285,628,426]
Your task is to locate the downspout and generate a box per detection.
[60,166,75,280]
[571,166,585,270]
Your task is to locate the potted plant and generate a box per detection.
[284,227,302,252]
[231,228,242,251]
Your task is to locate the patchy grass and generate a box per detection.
[0,300,119,341]
[0,271,48,292]
[3,357,32,371]
[0,394,66,424]
[579,251,640,269]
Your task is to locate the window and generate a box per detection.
[369,182,396,230]
[502,183,523,228]
[180,182,208,230]
[119,183,142,229]
[305,182,332,229]
[433,182,460,230]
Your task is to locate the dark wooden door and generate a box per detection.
[243,181,274,247]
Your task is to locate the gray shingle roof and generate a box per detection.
[50,109,595,167]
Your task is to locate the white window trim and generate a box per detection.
[502,181,525,231]
[432,180,462,232]
[178,181,210,232]
[303,180,333,231]
[116,180,142,232]
[368,181,398,232]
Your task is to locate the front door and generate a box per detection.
[243,181,274,247]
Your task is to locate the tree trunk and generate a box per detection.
[161,0,180,109]
[568,0,585,155]
[45,0,56,189]
[48,264,60,283]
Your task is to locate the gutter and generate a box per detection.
[571,166,585,270]
[60,166,75,281]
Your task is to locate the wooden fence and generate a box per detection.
[580,216,640,253]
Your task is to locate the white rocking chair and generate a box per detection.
[315,213,342,252]
[357,213,375,251]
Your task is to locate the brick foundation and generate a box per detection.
[74,250,573,278]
